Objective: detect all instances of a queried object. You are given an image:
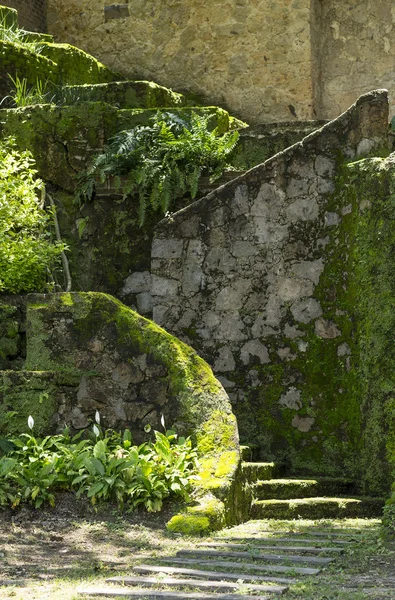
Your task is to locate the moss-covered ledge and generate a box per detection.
[23,292,241,532]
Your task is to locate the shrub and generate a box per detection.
[76,111,239,225]
[0,417,199,512]
[0,138,65,293]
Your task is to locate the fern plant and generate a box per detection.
[77,111,239,225]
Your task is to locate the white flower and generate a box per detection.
[27,416,34,430]
[160,414,166,430]
[93,424,100,437]
[95,410,100,425]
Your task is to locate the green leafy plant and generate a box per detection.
[0,415,199,512]
[6,74,50,107]
[0,138,66,293]
[0,14,45,55]
[77,111,239,225]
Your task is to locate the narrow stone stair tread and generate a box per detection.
[199,542,343,554]
[78,588,271,599]
[105,576,286,593]
[216,536,351,545]
[253,477,357,499]
[161,557,321,575]
[177,549,333,564]
[133,565,296,585]
[251,497,384,518]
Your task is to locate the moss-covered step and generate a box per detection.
[59,81,187,109]
[254,478,358,500]
[0,35,120,102]
[39,42,121,86]
[241,462,283,483]
[0,41,57,100]
[250,497,385,519]
[0,104,243,191]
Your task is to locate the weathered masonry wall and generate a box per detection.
[46,0,395,123]
[1,0,47,32]
[150,90,390,492]
[318,0,395,120]
[47,0,316,124]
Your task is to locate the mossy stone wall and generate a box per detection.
[150,90,391,493]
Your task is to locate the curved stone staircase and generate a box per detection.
[241,448,384,520]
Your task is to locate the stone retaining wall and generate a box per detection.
[149,90,390,485]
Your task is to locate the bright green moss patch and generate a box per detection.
[166,496,226,535]
[40,42,120,86]
[166,514,211,536]
[60,80,186,109]
[0,371,62,435]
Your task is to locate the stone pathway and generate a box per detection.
[77,527,360,598]
[77,454,384,598]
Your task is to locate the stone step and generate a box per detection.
[198,542,343,554]
[176,549,333,565]
[254,478,358,500]
[241,462,282,483]
[251,497,385,519]
[106,576,286,594]
[161,557,321,576]
[59,80,187,109]
[133,565,296,585]
[215,536,351,546]
[78,588,271,599]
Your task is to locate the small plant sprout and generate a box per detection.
[93,424,100,437]
[27,415,34,430]
[95,410,100,425]
[144,423,152,433]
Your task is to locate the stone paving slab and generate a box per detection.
[133,565,296,585]
[216,536,351,545]
[199,542,343,554]
[78,588,271,599]
[161,557,321,575]
[105,576,286,594]
[177,549,333,565]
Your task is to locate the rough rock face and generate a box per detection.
[22,292,235,442]
[150,90,390,487]
[0,291,242,529]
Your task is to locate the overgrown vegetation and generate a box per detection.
[0,14,45,55]
[77,111,239,225]
[0,416,198,512]
[5,74,49,107]
[0,138,65,293]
